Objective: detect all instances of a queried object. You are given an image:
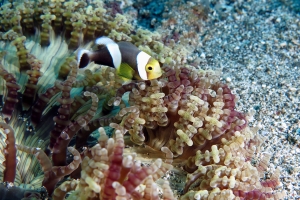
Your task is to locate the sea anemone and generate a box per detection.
[109,65,285,199]
[0,0,180,198]
[113,66,248,160]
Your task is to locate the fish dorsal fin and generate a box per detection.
[95,37,115,46]
[117,62,135,80]
[95,37,121,69]
[136,51,151,80]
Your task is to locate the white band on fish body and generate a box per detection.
[137,51,151,80]
[106,43,121,69]
[96,37,122,69]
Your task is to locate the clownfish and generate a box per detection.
[77,37,162,80]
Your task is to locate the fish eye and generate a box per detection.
[147,66,153,71]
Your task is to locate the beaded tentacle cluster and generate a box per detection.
[111,65,285,199]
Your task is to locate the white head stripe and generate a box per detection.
[106,42,121,68]
[137,51,151,80]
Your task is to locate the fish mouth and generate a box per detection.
[157,69,163,78]
[148,68,163,80]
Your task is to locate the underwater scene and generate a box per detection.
[0,0,299,199]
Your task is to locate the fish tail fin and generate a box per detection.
[77,49,91,69]
[95,36,116,46]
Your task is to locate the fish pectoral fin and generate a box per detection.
[117,63,135,80]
